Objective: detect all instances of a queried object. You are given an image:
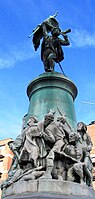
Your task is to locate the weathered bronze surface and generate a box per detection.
[29,12,71,73]
[27,72,77,130]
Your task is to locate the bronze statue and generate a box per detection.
[29,12,71,73]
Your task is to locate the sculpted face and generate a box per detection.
[44,113,54,126]
[27,116,38,126]
[27,118,34,126]
[27,118,32,126]
[57,116,66,124]
[77,122,84,131]
[51,28,61,36]
[77,122,87,132]
[69,133,76,143]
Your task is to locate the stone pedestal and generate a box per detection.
[3,72,94,199]
[27,72,78,129]
[2,179,95,199]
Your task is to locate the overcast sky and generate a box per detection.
[0,0,95,140]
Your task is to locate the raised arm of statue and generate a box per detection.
[59,34,70,46]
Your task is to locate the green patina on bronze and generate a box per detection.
[27,72,78,129]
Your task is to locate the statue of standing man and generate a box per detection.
[29,12,71,73]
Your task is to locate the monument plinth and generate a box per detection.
[2,179,95,199]
[27,72,77,129]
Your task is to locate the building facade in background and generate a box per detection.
[87,122,95,189]
[0,138,13,198]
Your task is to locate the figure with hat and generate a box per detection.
[29,12,71,73]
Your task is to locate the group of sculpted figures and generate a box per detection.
[1,111,93,190]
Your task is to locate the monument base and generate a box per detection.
[2,179,95,199]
